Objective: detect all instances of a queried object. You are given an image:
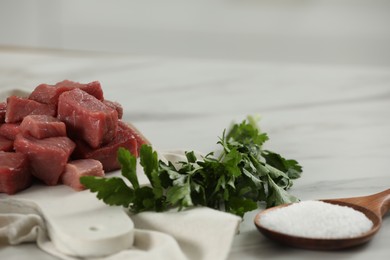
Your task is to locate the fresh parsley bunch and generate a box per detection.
[80,116,302,217]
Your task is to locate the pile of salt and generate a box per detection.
[259,200,373,239]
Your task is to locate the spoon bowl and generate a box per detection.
[254,189,390,250]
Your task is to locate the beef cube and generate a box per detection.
[29,84,60,106]
[0,152,31,194]
[103,100,123,119]
[61,159,104,191]
[6,96,55,123]
[20,115,66,139]
[73,121,138,171]
[29,80,104,107]
[55,80,104,100]
[14,134,75,185]
[58,89,118,148]
[0,136,13,152]
[0,123,20,140]
[0,102,6,123]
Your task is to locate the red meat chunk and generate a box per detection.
[73,121,138,171]
[0,152,31,194]
[103,100,123,119]
[0,102,6,123]
[55,80,104,100]
[29,80,104,107]
[0,136,13,152]
[5,96,55,123]
[20,115,66,139]
[57,89,118,149]
[61,159,104,191]
[14,134,75,185]
[0,123,20,140]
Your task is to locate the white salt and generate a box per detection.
[259,200,373,239]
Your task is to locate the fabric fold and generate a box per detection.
[0,199,240,260]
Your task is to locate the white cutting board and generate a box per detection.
[0,170,135,258]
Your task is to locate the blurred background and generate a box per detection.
[0,0,389,66]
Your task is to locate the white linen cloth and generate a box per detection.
[0,89,241,260]
[0,199,241,260]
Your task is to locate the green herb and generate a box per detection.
[80,115,302,217]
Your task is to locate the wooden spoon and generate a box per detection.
[254,189,390,250]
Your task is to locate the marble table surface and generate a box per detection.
[0,47,389,259]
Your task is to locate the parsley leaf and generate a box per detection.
[266,175,300,207]
[262,150,302,179]
[117,147,139,189]
[80,176,134,207]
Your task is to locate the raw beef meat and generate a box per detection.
[6,96,55,123]
[55,80,104,100]
[14,134,75,185]
[0,80,150,194]
[0,123,20,140]
[57,89,118,148]
[0,102,6,123]
[0,136,13,152]
[20,115,66,139]
[0,151,31,194]
[103,100,123,119]
[73,121,138,171]
[29,80,104,107]
[61,159,104,191]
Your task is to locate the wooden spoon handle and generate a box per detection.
[374,189,390,217]
[336,189,390,218]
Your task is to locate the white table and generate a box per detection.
[0,47,389,259]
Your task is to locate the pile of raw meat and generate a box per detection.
[0,80,148,194]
